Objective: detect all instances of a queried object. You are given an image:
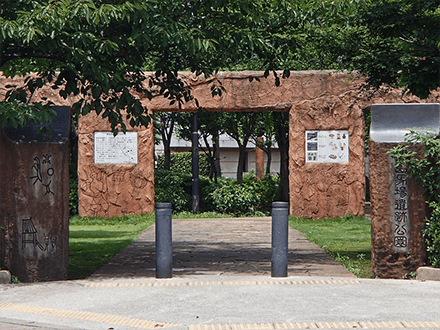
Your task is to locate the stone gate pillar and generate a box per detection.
[370,103,440,278]
[77,113,155,218]
[289,96,365,219]
[0,106,71,282]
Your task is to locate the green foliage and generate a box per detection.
[389,130,440,267]
[0,0,294,133]
[242,173,282,211]
[388,130,440,204]
[289,214,372,278]
[156,152,210,177]
[210,173,281,216]
[336,0,440,98]
[154,168,281,216]
[211,180,260,216]
[154,169,192,212]
[422,202,440,267]
[155,152,213,212]
[172,211,233,219]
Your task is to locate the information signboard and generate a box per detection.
[305,130,349,163]
[94,132,137,164]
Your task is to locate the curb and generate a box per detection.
[0,270,11,284]
[417,266,440,281]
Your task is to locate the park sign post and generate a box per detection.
[0,106,70,282]
[369,103,440,278]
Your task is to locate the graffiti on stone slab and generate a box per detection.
[22,218,58,253]
[393,162,409,251]
[30,155,55,195]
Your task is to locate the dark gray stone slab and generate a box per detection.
[2,106,70,143]
[370,103,440,143]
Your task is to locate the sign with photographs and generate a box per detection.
[305,130,349,163]
[94,132,138,164]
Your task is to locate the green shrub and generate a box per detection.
[209,173,281,216]
[242,172,281,212]
[211,180,261,216]
[199,175,221,212]
[422,202,440,267]
[154,169,192,212]
[154,169,220,213]
[156,152,210,177]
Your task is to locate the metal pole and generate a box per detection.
[192,113,200,213]
[155,203,172,278]
[271,201,289,277]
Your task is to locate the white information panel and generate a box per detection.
[305,130,349,163]
[94,132,138,164]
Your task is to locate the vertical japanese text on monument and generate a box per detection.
[393,162,409,251]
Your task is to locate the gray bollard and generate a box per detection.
[271,201,289,277]
[155,203,172,278]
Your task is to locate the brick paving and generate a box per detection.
[89,217,355,279]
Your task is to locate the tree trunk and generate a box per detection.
[163,138,171,170]
[159,113,175,170]
[265,147,272,176]
[236,143,247,185]
[213,133,221,182]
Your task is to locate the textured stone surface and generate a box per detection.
[147,70,365,112]
[0,108,70,282]
[289,95,365,219]
[78,113,155,218]
[369,142,427,278]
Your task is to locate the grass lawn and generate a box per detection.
[289,214,372,278]
[68,213,155,280]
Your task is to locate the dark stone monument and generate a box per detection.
[0,106,71,282]
[369,103,439,278]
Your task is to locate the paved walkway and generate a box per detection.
[2,217,440,330]
[89,217,355,279]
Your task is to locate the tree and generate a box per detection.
[154,112,176,170]
[334,0,440,99]
[0,0,290,132]
[175,110,225,182]
[251,112,277,177]
[223,112,259,185]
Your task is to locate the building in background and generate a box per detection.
[155,133,280,178]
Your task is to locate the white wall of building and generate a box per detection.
[155,133,281,178]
